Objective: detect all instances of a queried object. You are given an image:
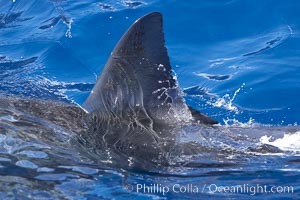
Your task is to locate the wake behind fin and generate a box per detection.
[83,12,218,125]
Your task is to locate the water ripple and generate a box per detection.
[16,160,38,169]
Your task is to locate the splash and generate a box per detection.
[64,18,73,38]
[260,131,300,152]
[153,69,193,122]
[209,83,245,113]
[287,25,294,35]
[223,117,255,127]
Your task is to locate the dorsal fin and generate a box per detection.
[83,12,216,125]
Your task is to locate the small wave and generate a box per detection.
[124,1,145,8]
[59,165,99,175]
[207,25,292,69]
[0,57,37,70]
[260,131,300,152]
[194,73,231,81]
[208,57,238,67]
[16,150,48,159]
[16,160,39,169]
[183,86,207,96]
[243,36,283,56]
[0,115,18,122]
[243,25,293,57]
[95,0,150,13]
[35,76,94,94]
[0,12,32,29]
[35,173,78,181]
[97,3,115,11]
[39,16,64,30]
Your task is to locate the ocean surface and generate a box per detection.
[0,0,300,199]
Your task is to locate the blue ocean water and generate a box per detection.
[0,0,300,199]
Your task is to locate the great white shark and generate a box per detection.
[0,12,297,169]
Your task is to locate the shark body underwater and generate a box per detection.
[0,12,298,170]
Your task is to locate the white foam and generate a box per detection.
[260,131,300,152]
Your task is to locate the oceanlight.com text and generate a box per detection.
[206,183,293,195]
